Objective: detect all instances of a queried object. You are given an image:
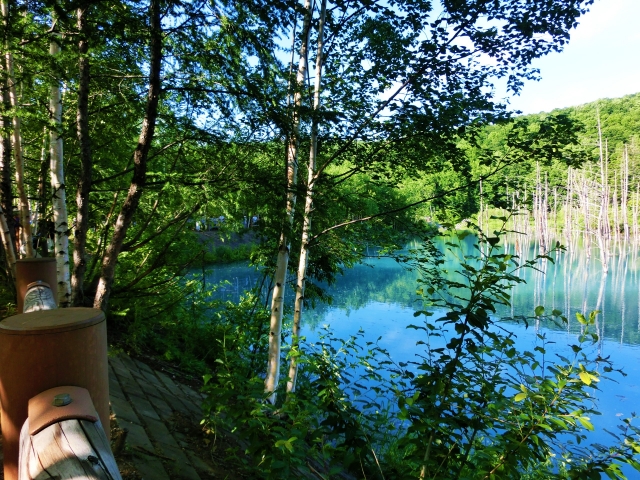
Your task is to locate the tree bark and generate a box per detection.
[36,135,49,257]
[49,31,70,306]
[0,62,15,276]
[0,202,16,281]
[286,0,327,394]
[71,6,92,306]
[2,0,33,258]
[0,81,12,230]
[265,0,313,402]
[93,0,162,312]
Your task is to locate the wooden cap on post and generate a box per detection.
[0,308,104,335]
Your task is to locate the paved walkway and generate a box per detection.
[108,352,215,479]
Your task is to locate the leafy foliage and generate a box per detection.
[199,220,640,479]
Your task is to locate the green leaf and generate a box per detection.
[514,392,527,402]
[578,371,592,385]
[487,236,500,246]
[577,416,594,431]
[534,305,544,316]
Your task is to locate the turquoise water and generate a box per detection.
[203,240,640,447]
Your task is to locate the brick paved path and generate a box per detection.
[108,352,214,479]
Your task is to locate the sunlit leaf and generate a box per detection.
[579,371,592,385]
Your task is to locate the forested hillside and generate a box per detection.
[471,92,640,272]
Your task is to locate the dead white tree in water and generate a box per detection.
[613,171,619,255]
[633,183,639,256]
[621,145,630,244]
[563,167,578,252]
[595,126,610,273]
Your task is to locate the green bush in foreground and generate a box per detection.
[201,220,640,479]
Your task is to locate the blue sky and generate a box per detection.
[504,0,640,114]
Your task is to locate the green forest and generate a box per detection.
[2,0,640,478]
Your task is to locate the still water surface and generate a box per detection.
[205,240,640,446]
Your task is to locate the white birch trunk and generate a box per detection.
[286,0,327,394]
[49,36,71,306]
[2,0,33,258]
[265,0,312,402]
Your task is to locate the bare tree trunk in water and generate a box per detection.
[265,0,313,403]
[93,0,162,312]
[49,30,71,306]
[72,5,92,306]
[2,0,33,258]
[286,0,327,395]
[622,145,629,244]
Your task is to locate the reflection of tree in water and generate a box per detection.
[303,257,420,330]
[499,239,640,346]
[204,236,640,347]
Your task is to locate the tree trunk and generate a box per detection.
[622,145,629,244]
[264,0,313,402]
[93,0,162,312]
[71,6,92,307]
[286,0,327,395]
[0,64,16,279]
[0,80,12,231]
[2,0,33,258]
[36,135,49,257]
[49,32,71,306]
[0,202,16,281]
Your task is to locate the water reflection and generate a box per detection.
[204,238,640,348]
[502,242,640,347]
[203,237,640,446]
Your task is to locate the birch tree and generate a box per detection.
[264,0,313,402]
[2,0,33,258]
[286,0,327,394]
[71,4,92,307]
[49,28,71,306]
[0,54,15,279]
